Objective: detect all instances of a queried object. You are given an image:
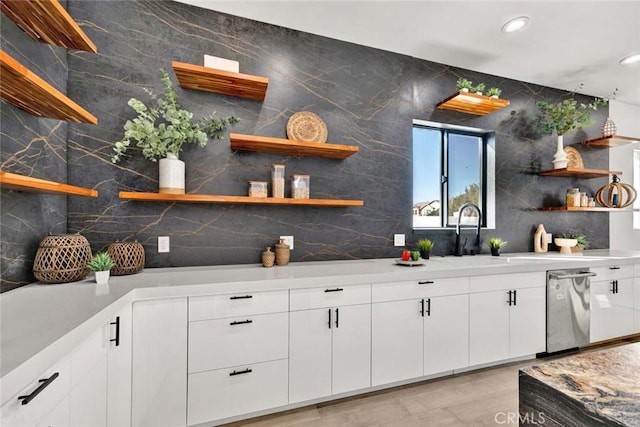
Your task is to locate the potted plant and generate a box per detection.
[472,83,485,95]
[417,238,434,259]
[87,252,115,285]
[556,232,589,252]
[456,78,473,92]
[487,87,502,98]
[112,69,238,194]
[536,97,607,169]
[487,237,507,256]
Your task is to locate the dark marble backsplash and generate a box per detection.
[1,0,609,291]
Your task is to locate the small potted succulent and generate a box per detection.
[417,238,434,259]
[456,78,473,92]
[472,83,486,95]
[487,87,502,98]
[87,252,115,284]
[487,237,507,256]
[557,232,589,252]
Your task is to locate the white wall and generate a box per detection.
[608,100,640,250]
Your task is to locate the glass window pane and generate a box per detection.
[447,133,481,226]
[413,127,442,228]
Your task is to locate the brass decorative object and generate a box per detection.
[595,175,637,208]
[33,234,92,283]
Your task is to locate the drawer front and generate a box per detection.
[591,264,634,281]
[1,355,71,427]
[372,277,469,303]
[189,312,288,373]
[189,289,288,321]
[470,272,545,293]
[187,359,288,426]
[290,284,371,311]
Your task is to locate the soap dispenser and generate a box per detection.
[533,224,548,253]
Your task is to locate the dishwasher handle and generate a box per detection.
[549,272,597,280]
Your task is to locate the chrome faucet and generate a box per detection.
[455,203,482,256]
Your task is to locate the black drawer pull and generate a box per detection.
[230,319,253,326]
[324,288,344,293]
[418,280,434,285]
[229,368,252,376]
[426,298,431,316]
[230,295,253,300]
[18,372,59,405]
[110,316,120,347]
[609,266,621,270]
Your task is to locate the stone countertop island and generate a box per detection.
[519,342,640,426]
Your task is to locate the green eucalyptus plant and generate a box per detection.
[536,97,607,136]
[87,252,115,272]
[112,69,238,163]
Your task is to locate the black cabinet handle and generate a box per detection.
[506,290,512,306]
[229,368,252,376]
[18,373,59,405]
[230,319,253,326]
[324,288,344,293]
[335,308,339,328]
[328,308,332,329]
[513,290,517,306]
[110,316,120,347]
[609,266,621,270]
[420,298,425,317]
[418,280,434,285]
[610,280,616,293]
[426,298,431,316]
[230,295,252,300]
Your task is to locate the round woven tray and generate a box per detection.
[286,111,328,143]
[33,234,92,284]
[564,146,584,169]
[107,241,145,275]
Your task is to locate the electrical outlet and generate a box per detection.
[394,234,405,247]
[546,233,553,244]
[280,235,294,250]
[158,236,170,253]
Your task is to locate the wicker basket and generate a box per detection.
[33,234,92,284]
[107,241,145,276]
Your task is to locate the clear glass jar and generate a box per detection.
[566,188,580,207]
[271,165,285,198]
[248,181,268,198]
[580,192,588,207]
[291,174,310,199]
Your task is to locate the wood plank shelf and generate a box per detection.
[230,133,358,159]
[0,50,98,124]
[435,91,510,115]
[172,61,268,101]
[0,0,97,53]
[119,192,363,207]
[580,135,640,148]
[0,171,98,197]
[537,168,622,179]
[537,206,631,212]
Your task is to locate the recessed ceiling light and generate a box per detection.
[501,16,529,33]
[620,52,640,65]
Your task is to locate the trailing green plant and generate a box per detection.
[417,239,434,252]
[556,232,589,249]
[487,237,507,249]
[87,252,115,272]
[112,69,239,163]
[472,83,485,94]
[487,87,502,97]
[456,78,473,91]
[536,97,607,136]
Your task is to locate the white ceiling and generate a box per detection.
[176,0,640,106]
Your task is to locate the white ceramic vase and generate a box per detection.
[159,153,185,194]
[552,134,568,169]
[95,270,110,285]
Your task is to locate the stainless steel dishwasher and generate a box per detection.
[546,268,596,353]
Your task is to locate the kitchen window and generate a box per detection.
[412,120,495,229]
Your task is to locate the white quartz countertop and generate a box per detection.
[2,250,639,383]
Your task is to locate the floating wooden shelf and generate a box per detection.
[0,0,97,53]
[537,206,631,212]
[0,50,98,124]
[172,61,268,101]
[435,91,510,115]
[119,192,363,207]
[580,135,640,148]
[0,171,98,197]
[230,133,358,159]
[537,168,622,179]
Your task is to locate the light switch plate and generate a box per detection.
[394,234,405,247]
[546,233,553,244]
[158,236,170,253]
[280,235,294,250]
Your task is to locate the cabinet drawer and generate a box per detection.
[372,277,469,303]
[470,272,545,293]
[591,264,634,281]
[189,289,288,321]
[187,359,288,426]
[1,355,71,427]
[290,284,371,311]
[189,312,288,373]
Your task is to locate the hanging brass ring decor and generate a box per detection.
[595,175,637,208]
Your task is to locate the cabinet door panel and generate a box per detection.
[424,294,469,375]
[635,276,640,334]
[107,305,132,427]
[37,396,69,427]
[371,300,423,386]
[469,291,509,366]
[591,279,635,342]
[69,357,107,427]
[332,304,371,395]
[289,309,332,403]
[509,287,545,358]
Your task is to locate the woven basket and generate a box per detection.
[107,241,145,275]
[33,234,92,284]
[286,111,328,143]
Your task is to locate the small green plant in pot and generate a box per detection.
[487,237,507,256]
[472,83,485,95]
[557,232,589,252]
[87,252,115,285]
[417,239,434,259]
[456,78,473,92]
[487,87,502,98]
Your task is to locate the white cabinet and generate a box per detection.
[636,264,640,333]
[106,305,132,427]
[423,293,469,375]
[469,272,545,366]
[289,285,371,403]
[132,298,188,427]
[590,265,635,342]
[187,290,288,426]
